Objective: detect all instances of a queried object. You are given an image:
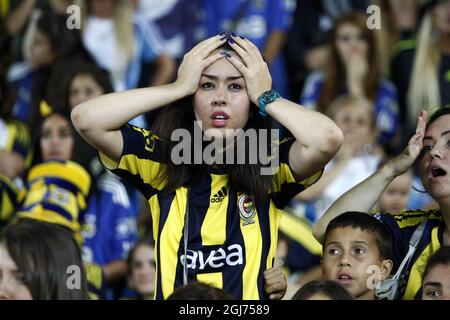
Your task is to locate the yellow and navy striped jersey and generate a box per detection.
[0,174,18,226]
[372,210,443,300]
[17,160,91,239]
[0,119,32,166]
[0,120,31,224]
[99,124,323,300]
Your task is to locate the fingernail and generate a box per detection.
[225,53,231,58]
[239,36,245,39]
[231,32,237,37]
[219,51,227,56]
[228,39,235,44]
[219,32,226,36]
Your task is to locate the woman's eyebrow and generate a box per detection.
[424,130,450,141]
[201,74,243,80]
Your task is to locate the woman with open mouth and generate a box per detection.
[72,33,343,300]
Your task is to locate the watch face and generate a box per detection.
[261,90,279,103]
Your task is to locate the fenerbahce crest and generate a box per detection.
[237,193,256,226]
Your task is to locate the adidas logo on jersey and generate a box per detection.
[210,186,228,203]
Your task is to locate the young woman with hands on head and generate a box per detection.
[72,34,343,300]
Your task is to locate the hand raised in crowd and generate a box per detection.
[174,35,227,96]
[224,34,272,104]
[346,52,368,97]
[388,110,427,177]
[263,266,287,300]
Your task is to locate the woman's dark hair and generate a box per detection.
[29,11,92,133]
[167,281,234,300]
[31,109,73,167]
[425,106,450,130]
[423,246,450,281]
[48,58,113,111]
[150,42,276,205]
[0,219,88,300]
[317,12,380,115]
[291,280,353,300]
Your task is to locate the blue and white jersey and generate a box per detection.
[300,71,400,145]
[82,174,138,267]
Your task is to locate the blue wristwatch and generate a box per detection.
[257,89,281,117]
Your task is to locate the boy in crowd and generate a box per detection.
[321,211,393,300]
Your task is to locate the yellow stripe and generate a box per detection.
[197,272,223,290]
[0,0,9,18]
[201,175,228,246]
[1,191,14,221]
[149,195,160,300]
[271,164,322,193]
[279,210,322,256]
[5,124,16,152]
[100,152,167,191]
[241,208,262,300]
[266,202,282,269]
[159,187,188,299]
[395,211,441,228]
[28,161,91,195]
[402,226,441,300]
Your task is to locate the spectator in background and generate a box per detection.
[47,58,114,176]
[201,0,293,99]
[0,66,31,228]
[2,0,71,64]
[419,246,450,300]
[291,280,353,300]
[0,219,88,300]
[301,12,399,150]
[123,240,156,300]
[285,0,368,101]
[372,0,421,75]
[7,10,87,133]
[376,160,413,214]
[21,110,138,299]
[292,96,383,223]
[76,0,175,129]
[134,0,203,63]
[391,0,450,145]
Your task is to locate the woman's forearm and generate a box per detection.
[313,163,397,243]
[71,83,185,133]
[266,99,343,157]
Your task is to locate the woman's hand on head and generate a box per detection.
[224,35,272,104]
[390,110,427,176]
[174,35,227,96]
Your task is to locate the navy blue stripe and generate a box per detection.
[221,188,244,299]
[12,142,28,159]
[0,180,18,205]
[122,125,163,163]
[112,169,159,200]
[270,182,305,209]
[29,177,82,197]
[257,199,272,300]
[155,192,175,300]
[21,202,75,222]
